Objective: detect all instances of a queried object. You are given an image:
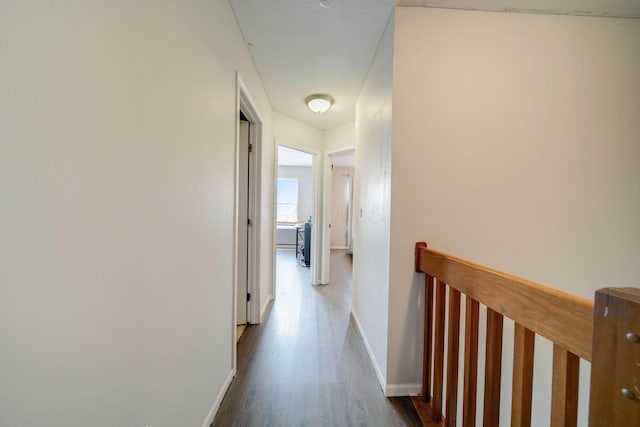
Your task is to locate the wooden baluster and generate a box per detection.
[551,344,579,427]
[445,288,461,426]
[432,280,447,422]
[462,297,480,427]
[511,324,535,427]
[483,308,504,427]
[422,274,435,402]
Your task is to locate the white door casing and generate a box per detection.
[236,120,250,325]
[233,73,264,375]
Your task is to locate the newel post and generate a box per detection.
[415,242,427,273]
[414,241,433,407]
[589,287,640,426]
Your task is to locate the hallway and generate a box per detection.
[212,250,420,426]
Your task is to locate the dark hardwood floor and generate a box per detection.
[212,249,421,427]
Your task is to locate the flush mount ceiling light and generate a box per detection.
[305,94,334,114]
[319,0,333,7]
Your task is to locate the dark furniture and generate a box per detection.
[296,222,311,267]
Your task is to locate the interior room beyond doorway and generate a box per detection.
[329,149,355,254]
[276,145,314,270]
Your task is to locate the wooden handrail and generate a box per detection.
[412,241,640,427]
[415,243,593,360]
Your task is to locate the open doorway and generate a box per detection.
[328,149,355,254]
[236,110,252,341]
[323,148,355,289]
[275,145,315,297]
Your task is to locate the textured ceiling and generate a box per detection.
[231,0,639,132]
[230,0,396,130]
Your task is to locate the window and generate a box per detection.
[277,178,298,223]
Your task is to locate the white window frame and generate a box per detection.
[276,178,299,223]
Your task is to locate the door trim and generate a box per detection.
[232,73,263,375]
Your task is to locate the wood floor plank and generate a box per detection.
[212,249,421,427]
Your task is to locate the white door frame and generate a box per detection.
[318,151,330,285]
[273,142,324,285]
[236,120,250,326]
[232,73,263,374]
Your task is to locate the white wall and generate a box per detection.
[278,166,314,223]
[0,1,273,426]
[389,7,640,424]
[352,13,395,390]
[330,167,354,248]
[274,110,324,154]
[324,121,355,152]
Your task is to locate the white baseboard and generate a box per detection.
[201,369,234,427]
[260,294,273,322]
[384,383,421,397]
[350,309,386,393]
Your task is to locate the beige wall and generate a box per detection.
[324,121,355,152]
[274,110,324,154]
[0,1,273,426]
[389,6,640,424]
[352,13,395,389]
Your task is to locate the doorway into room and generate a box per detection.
[236,110,252,341]
[275,145,315,298]
[322,148,355,292]
[328,149,355,255]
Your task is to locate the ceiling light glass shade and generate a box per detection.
[305,94,334,113]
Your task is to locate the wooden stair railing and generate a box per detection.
[412,242,640,427]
